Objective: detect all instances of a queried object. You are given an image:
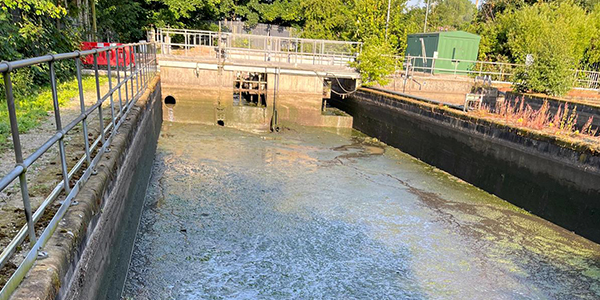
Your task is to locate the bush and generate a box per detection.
[351,38,396,86]
[500,2,594,95]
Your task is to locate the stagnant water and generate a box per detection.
[122,122,600,299]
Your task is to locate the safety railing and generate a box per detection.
[153,27,362,67]
[574,69,600,90]
[396,55,519,83]
[398,55,600,90]
[0,42,157,299]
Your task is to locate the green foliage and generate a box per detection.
[583,6,600,67]
[97,0,148,41]
[352,37,396,86]
[428,0,476,31]
[495,2,595,95]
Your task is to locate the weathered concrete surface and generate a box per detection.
[123,123,600,299]
[379,73,475,105]
[331,87,600,243]
[161,87,352,130]
[160,65,325,94]
[10,77,162,300]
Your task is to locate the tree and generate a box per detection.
[352,37,397,85]
[427,0,476,31]
[503,2,595,95]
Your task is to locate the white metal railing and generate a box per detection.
[396,55,519,83]
[574,69,600,90]
[152,27,362,67]
[397,55,600,90]
[0,42,157,299]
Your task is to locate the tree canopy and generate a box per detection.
[1,0,599,94]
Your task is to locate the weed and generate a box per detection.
[476,98,599,142]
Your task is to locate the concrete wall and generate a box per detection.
[160,67,352,129]
[331,88,600,243]
[11,78,163,300]
[161,67,235,89]
[160,66,324,94]
[379,74,474,105]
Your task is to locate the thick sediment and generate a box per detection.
[10,77,162,300]
[330,87,600,243]
[123,122,600,299]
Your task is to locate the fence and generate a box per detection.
[396,55,519,83]
[574,70,600,90]
[154,28,362,67]
[398,55,600,90]
[0,42,157,299]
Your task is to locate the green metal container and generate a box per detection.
[405,31,481,75]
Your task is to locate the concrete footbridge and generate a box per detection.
[151,28,362,80]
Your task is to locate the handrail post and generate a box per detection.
[107,49,116,131]
[121,47,130,107]
[93,52,105,144]
[129,47,135,98]
[75,55,92,167]
[133,46,140,95]
[115,47,123,113]
[2,71,37,246]
[49,60,71,195]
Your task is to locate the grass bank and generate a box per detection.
[0,76,107,151]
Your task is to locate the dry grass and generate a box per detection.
[473,97,599,143]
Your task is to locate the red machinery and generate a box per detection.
[80,42,135,66]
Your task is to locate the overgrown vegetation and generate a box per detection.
[475,1,599,95]
[473,98,599,144]
[352,37,396,85]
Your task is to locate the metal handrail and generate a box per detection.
[157,27,362,48]
[154,28,362,67]
[397,55,600,90]
[0,42,158,299]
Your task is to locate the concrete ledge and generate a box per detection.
[331,87,600,243]
[10,76,162,300]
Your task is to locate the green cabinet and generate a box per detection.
[405,31,481,75]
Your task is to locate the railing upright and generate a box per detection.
[130,47,136,97]
[2,71,37,247]
[48,61,71,194]
[93,53,106,144]
[115,48,123,112]
[107,49,116,131]
[75,55,92,168]
[122,48,129,107]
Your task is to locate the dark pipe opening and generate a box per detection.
[164,96,176,108]
[217,120,225,126]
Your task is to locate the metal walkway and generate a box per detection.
[151,28,362,79]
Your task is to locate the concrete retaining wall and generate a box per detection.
[331,88,600,243]
[11,77,163,300]
[160,67,352,130]
[160,66,324,94]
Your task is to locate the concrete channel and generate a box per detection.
[11,70,600,299]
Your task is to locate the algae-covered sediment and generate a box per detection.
[122,122,600,299]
